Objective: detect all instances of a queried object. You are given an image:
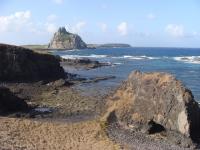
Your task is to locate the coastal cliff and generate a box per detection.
[48,27,87,50]
[0,44,65,82]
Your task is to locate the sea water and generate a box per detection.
[54,47,200,102]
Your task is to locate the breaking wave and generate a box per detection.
[61,54,200,65]
[173,56,200,64]
[121,55,158,60]
[62,54,108,59]
[62,54,159,60]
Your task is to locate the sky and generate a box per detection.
[0,0,200,47]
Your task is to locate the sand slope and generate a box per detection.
[0,117,119,150]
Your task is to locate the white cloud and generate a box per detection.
[147,13,156,20]
[47,14,57,22]
[100,23,107,32]
[0,10,31,32]
[46,23,58,33]
[0,11,60,35]
[165,24,184,38]
[52,0,64,4]
[117,22,128,36]
[67,21,87,33]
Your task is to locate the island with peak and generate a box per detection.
[48,27,87,50]
[22,27,132,50]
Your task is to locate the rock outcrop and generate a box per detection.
[0,44,65,82]
[60,58,111,69]
[48,27,87,50]
[0,87,28,114]
[104,71,200,141]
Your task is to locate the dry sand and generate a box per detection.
[0,117,119,150]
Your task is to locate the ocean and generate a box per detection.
[53,47,200,102]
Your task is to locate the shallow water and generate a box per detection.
[54,47,200,102]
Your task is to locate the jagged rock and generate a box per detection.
[0,87,28,114]
[104,71,200,141]
[0,44,65,82]
[60,57,111,69]
[48,27,87,49]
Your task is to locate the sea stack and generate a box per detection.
[48,27,87,50]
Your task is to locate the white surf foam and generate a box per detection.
[62,54,160,60]
[122,55,158,60]
[66,49,80,52]
[88,54,108,58]
[173,56,200,64]
[113,62,122,65]
[61,54,200,64]
[61,54,108,59]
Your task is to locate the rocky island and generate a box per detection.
[48,27,87,50]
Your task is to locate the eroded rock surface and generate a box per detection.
[0,87,28,115]
[0,44,65,82]
[48,27,87,49]
[104,71,200,142]
[60,58,111,69]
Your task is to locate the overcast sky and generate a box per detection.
[0,0,200,47]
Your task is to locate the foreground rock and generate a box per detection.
[0,44,65,82]
[104,71,200,147]
[48,27,87,50]
[60,58,111,69]
[0,87,28,115]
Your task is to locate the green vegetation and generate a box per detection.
[21,44,48,50]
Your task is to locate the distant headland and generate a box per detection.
[22,27,132,50]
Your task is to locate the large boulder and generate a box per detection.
[104,71,200,140]
[0,87,28,114]
[0,44,65,82]
[48,27,87,50]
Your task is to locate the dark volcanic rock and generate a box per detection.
[60,58,111,69]
[104,71,200,142]
[0,87,28,114]
[0,44,65,82]
[48,27,87,49]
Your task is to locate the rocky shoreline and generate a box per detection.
[0,44,200,150]
[59,57,112,70]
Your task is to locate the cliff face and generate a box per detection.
[0,44,65,82]
[104,71,200,141]
[48,27,87,50]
